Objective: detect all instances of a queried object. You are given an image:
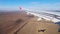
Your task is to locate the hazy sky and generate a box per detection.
[0,0,60,10]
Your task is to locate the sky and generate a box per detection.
[0,0,60,10]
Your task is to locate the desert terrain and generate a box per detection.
[0,10,60,34]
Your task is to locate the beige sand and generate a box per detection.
[17,17,60,34]
[0,11,60,34]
